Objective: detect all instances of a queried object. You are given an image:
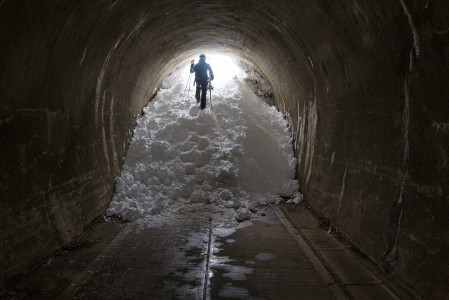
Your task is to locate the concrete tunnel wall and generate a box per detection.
[0,0,448,297]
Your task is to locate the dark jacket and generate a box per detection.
[190,60,214,83]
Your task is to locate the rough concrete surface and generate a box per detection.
[2,204,409,299]
[278,204,413,300]
[0,0,448,298]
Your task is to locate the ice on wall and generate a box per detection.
[107,58,299,222]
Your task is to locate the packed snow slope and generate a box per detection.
[107,58,300,223]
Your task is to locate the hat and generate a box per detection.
[199,54,206,59]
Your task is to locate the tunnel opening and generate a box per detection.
[106,52,301,225]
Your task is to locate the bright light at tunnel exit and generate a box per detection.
[194,54,245,87]
[161,54,246,93]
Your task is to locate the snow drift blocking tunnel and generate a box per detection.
[107,58,299,222]
[1,0,448,298]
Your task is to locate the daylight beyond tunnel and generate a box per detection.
[1,0,448,298]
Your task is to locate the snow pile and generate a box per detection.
[107,59,299,222]
[243,66,274,105]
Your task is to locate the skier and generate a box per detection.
[190,54,214,110]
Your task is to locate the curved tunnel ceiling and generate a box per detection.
[80,0,334,178]
[1,0,448,297]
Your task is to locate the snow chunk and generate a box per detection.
[279,180,300,198]
[286,192,304,204]
[235,208,252,222]
[105,208,115,217]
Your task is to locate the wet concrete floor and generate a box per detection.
[3,204,409,299]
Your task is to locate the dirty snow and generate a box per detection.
[107,56,299,223]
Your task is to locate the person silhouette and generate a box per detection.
[190,54,214,109]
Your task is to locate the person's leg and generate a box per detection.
[200,82,208,109]
[195,83,201,102]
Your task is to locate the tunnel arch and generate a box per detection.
[1,0,448,297]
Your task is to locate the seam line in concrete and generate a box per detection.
[319,249,347,252]
[272,205,349,300]
[345,283,387,286]
[202,222,213,300]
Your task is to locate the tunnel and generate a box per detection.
[1,0,448,298]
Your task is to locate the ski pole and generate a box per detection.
[184,73,191,97]
[187,75,191,96]
[208,78,213,109]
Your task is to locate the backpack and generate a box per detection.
[194,62,209,82]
